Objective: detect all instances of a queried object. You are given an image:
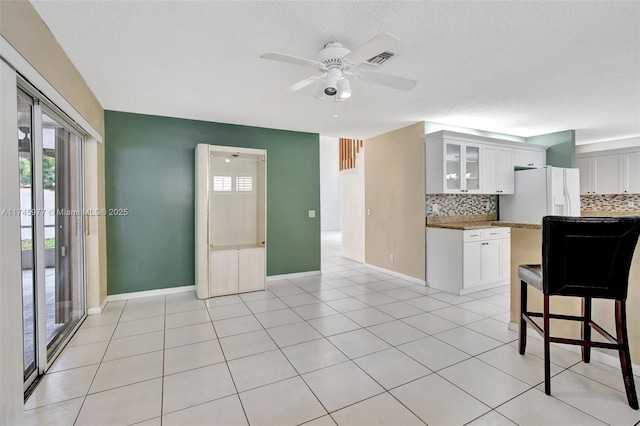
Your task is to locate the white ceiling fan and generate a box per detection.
[260,33,417,102]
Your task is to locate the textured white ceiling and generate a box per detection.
[30,1,640,144]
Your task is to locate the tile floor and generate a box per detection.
[24,232,640,425]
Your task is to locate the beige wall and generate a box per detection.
[1,1,107,310]
[364,122,425,280]
[510,228,640,364]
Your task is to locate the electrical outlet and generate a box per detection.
[629,201,635,208]
[389,254,394,262]
[432,203,439,214]
[367,208,371,216]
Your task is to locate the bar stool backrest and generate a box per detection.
[542,216,640,300]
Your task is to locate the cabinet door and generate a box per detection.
[496,148,514,194]
[445,143,462,192]
[463,241,483,288]
[210,250,239,296]
[481,240,502,283]
[575,158,593,194]
[481,146,497,194]
[593,155,621,194]
[465,144,481,192]
[239,248,265,292]
[514,149,545,168]
[623,153,640,194]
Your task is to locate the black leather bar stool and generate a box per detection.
[518,215,640,409]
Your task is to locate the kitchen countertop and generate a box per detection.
[427,220,541,230]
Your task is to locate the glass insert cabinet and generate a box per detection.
[194,144,267,298]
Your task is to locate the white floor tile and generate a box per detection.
[353,348,431,390]
[162,363,236,414]
[496,388,607,426]
[458,299,509,316]
[477,344,564,386]
[301,415,336,426]
[219,330,278,360]
[294,303,340,320]
[397,336,470,371]
[245,298,289,314]
[120,303,165,322]
[353,293,398,307]
[49,340,108,373]
[165,297,206,315]
[255,308,304,328]
[510,338,582,368]
[23,397,84,426]
[213,314,263,338]
[25,364,98,409]
[81,311,121,329]
[401,312,458,335]
[381,288,422,301]
[75,378,162,426]
[240,376,327,426]
[266,321,323,347]
[344,307,394,327]
[465,317,518,343]
[112,316,164,339]
[431,305,486,325]
[339,285,375,296]
[362,281,398,292]
[308,314,360,336]
[302,361,384,412]
[439,358,530,407]
[162,394,247,426]
[164,340,225,375]
[281,339,348,374]
[466,410,516,425]
[207,303,252,321]
[434,327,503,356]
[328,329,391,359]
[570,360,640,394]
[309,289,349,302]
[164,322,217,349]
[429,292,474,305]
[67,323,116,347]
[165,308,210,329]
[331,392,424,426]
[239,290,276,302]
[535,369,640,424]
[391,374,490,426]
[366,320,427,346]
[375,301,425,319]
[228,349,297,392]
[404,296,450,312]
[280,293,320,307]
[103,331,164,362]
[89,351,163,394]
[205,294,244,307]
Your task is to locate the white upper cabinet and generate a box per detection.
[514,148,546,168]
[481,145,514,194]
[576,147,640,195]
[426,130,545,195]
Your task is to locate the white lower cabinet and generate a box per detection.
[427,227,510,295]
[210,247,265,297]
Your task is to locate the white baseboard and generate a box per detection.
[267,270,322,281]
[364,263,426,286]
[87,298,108,315]
[106,285,195,302]
[508,321,640,375]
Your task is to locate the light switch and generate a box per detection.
[308,210,316,218]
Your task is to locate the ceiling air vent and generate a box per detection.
[366,51,395,66]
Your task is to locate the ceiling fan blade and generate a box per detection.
[356,71,417,91]
[343,33,400,65]
[260,52,324,69]
[285,75,322,93]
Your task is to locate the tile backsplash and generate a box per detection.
[426,194,497,216]
[581,194,640,212]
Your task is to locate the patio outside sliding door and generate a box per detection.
[18,88,86,390]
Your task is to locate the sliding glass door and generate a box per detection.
[18,89,86,389]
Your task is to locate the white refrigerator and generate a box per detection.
[499,166,580,224]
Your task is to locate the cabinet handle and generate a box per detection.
[481,242,489,245]
[528,163,534,166]
[470,234,479,237]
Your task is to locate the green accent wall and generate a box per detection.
[526,130,576,168]
[105,111,320,295]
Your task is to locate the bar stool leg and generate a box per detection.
[543,294,551,395]
[519,280,527,355]
[581,297,591,363]
[615,300,639,410]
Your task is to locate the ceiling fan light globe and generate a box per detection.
[338,78,352,99]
